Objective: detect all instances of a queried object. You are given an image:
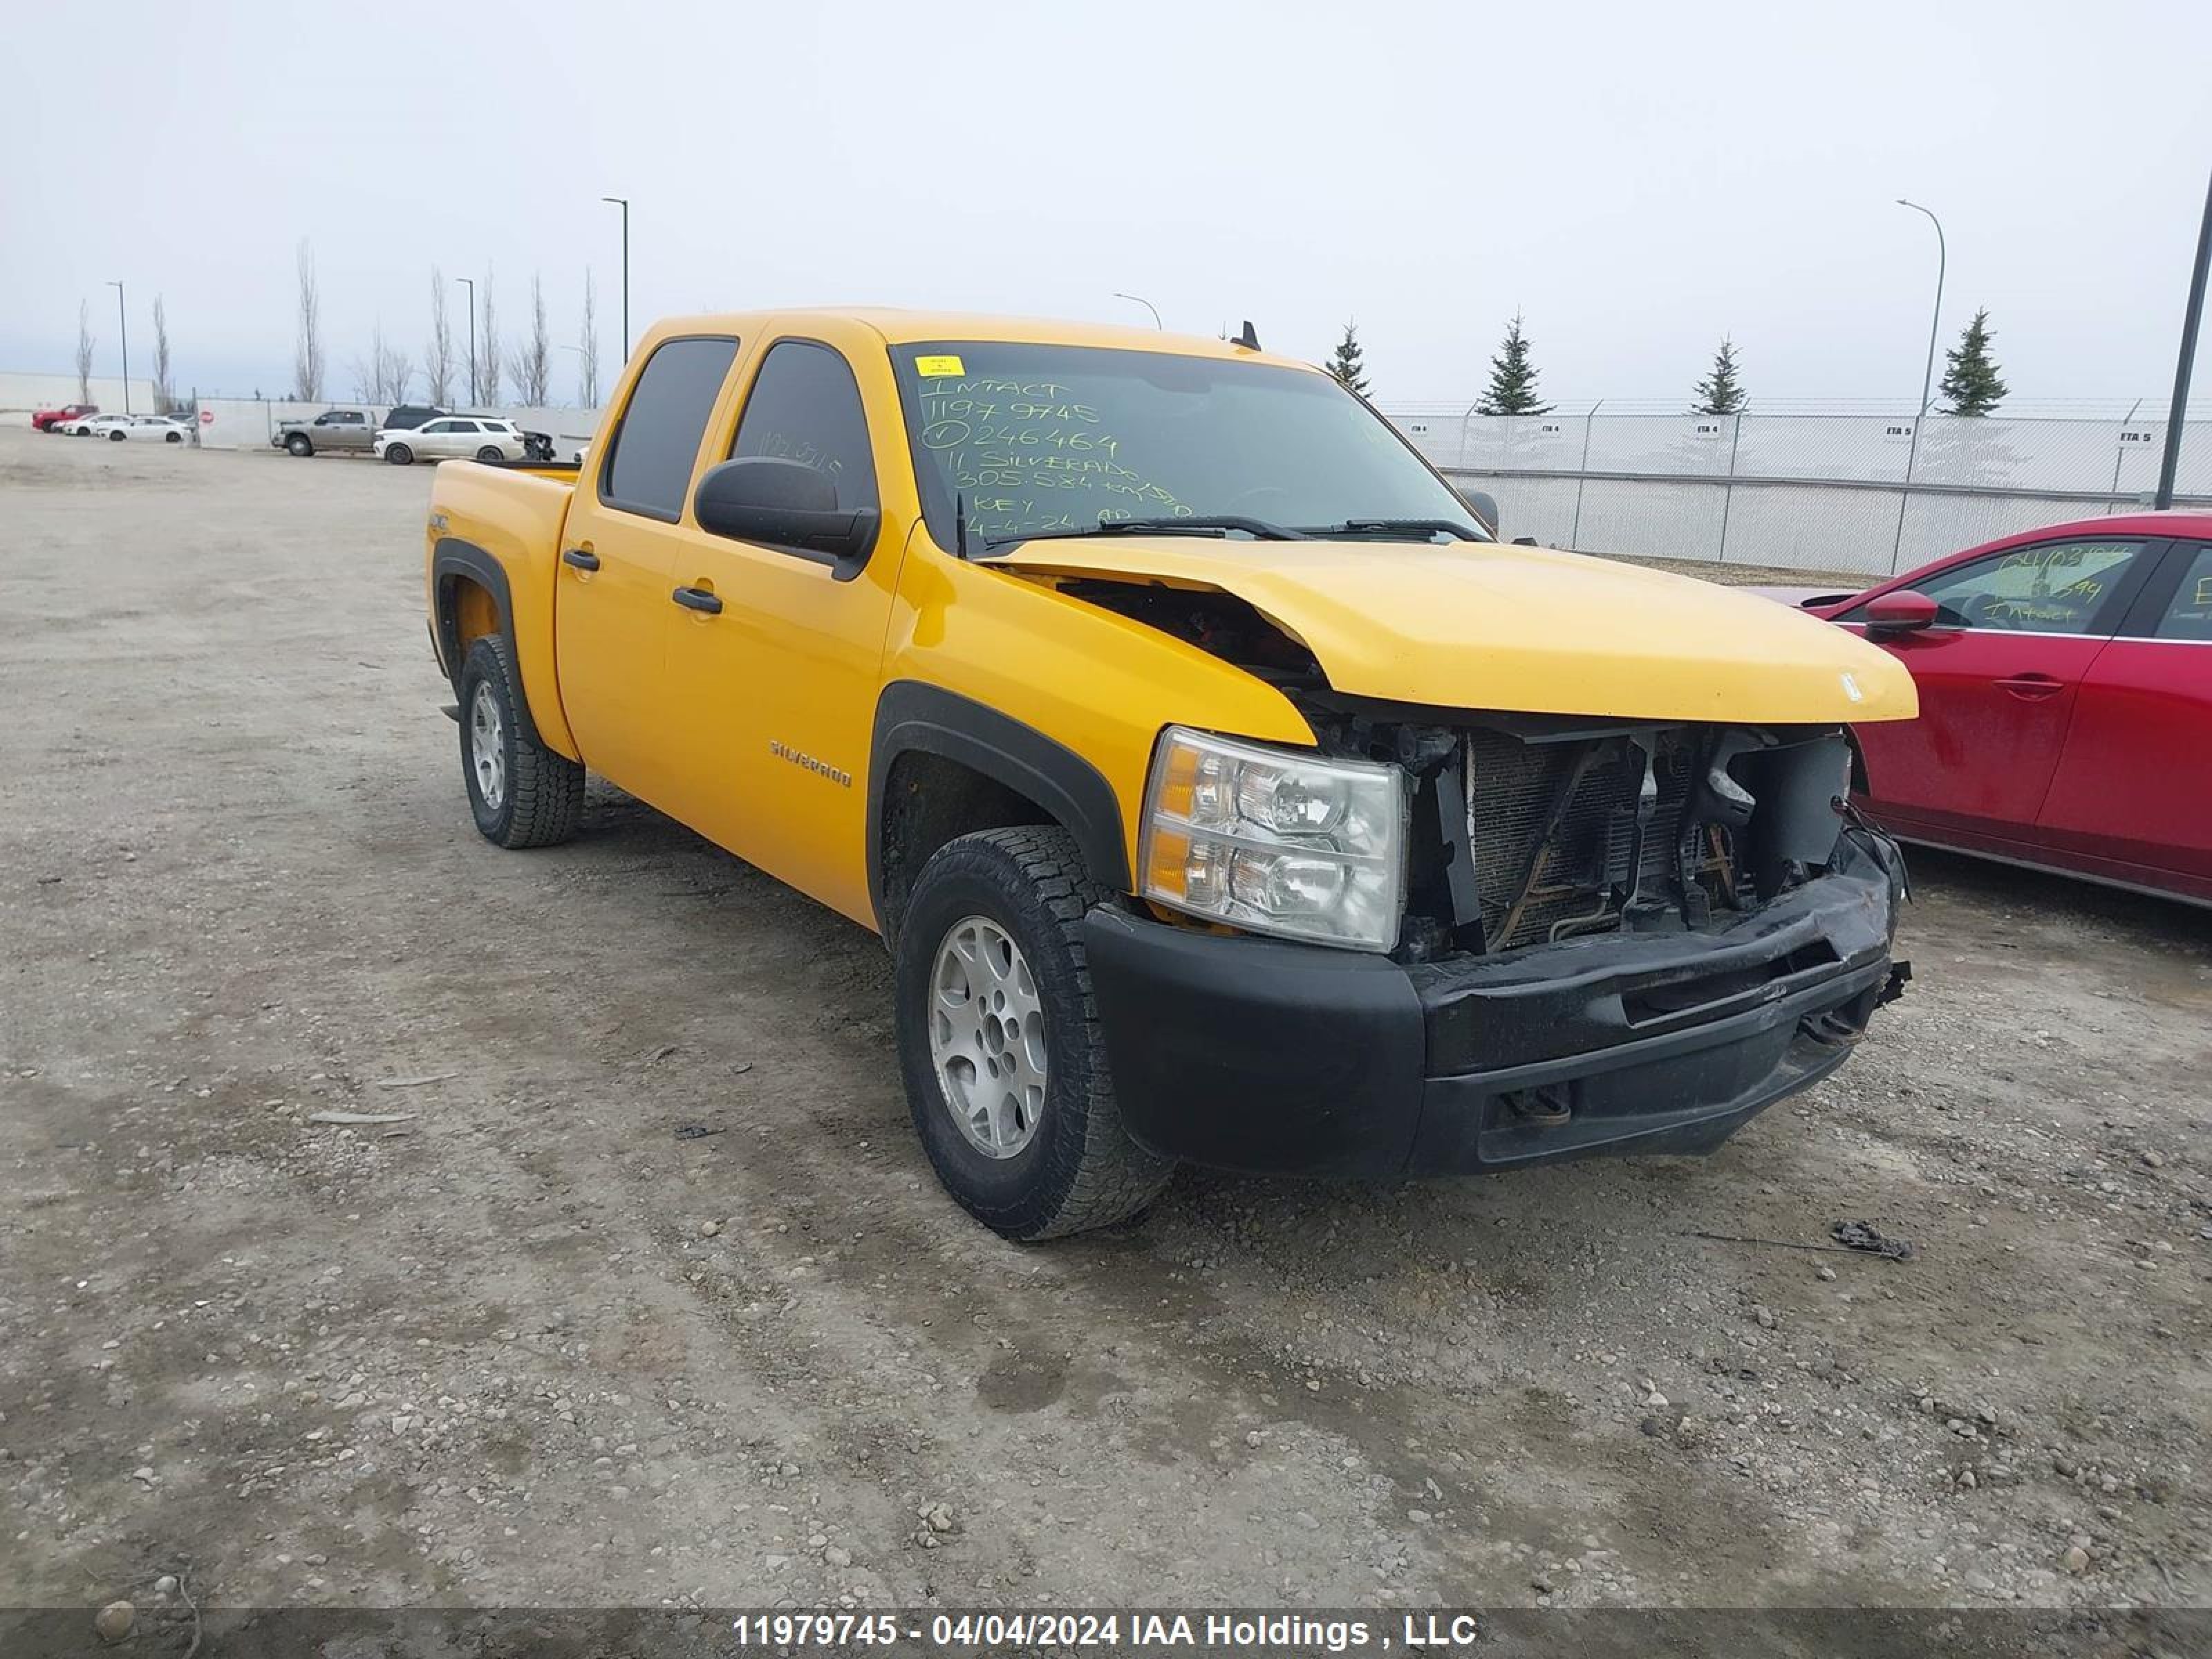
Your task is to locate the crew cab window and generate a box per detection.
[730,341,880,511]
[1887,538,2147,635]
[2154,545,2212,641]
[601,335,740,521]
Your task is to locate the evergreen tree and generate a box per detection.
[1478,312,1551,416]
[1325,319,1370,396]
[1939,308,2008,416]
[1691,335,1747,415]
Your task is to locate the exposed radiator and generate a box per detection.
[1463,727,1713,952]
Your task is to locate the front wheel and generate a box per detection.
[109,429,126,442]
[285,433,312,456]
[457,635,583,849]
[894,827,1174,1240]
[384,442,413,465]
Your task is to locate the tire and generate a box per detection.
[384,442,413,465]
[285,433,312,457]
[894,827,1174,1240]
[476,445,504,462]
[109,429,126,442]
[165,431,182,443]
[457,635,583,850]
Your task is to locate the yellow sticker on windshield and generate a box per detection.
[915,354,965,378]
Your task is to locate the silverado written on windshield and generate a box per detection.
[420,309,1918,1240]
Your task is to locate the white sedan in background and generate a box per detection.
[375,415,528,465]
[58,413,191,442]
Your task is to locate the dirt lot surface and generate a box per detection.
[3,428,2207,1627]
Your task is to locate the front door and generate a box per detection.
[1846,536,2157,836]
[657,337,903,925]
[554,334,742,803]
[2037,540,2212,890]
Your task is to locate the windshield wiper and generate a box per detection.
[1306,518,1485,541]
[982,515,1309,551]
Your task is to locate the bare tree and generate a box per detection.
[427,266,455,406]
[382,340,414,404]
[508,272,552,407]
[293,241,325,402]
[151,296,174,413]
[579,268,600,408]
[476,266,502,406]
[75,301,96,402]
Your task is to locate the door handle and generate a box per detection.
[561,547,600,572]
[672,585,722,615]
[1994,674,2065,700]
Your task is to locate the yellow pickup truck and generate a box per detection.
[422,308,1917,1239]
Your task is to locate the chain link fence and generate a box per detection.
[1382,404,2212,579]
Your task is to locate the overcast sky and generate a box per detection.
[8,1,2209,409]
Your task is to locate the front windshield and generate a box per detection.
[888,341,1488,550]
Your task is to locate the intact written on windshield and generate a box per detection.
[888,342,1490,553]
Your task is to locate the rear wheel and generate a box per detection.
[457,635,583,849]
[384,441,414,465]
[285,433,312,456]
[894,827,1174,1240]
[165,431,182,443]
[476,444,504,462]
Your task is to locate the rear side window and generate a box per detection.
[2155,545,2212,641]
[730,341,879,511]
[602,335,740,521]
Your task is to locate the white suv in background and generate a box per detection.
[375,416,528,465]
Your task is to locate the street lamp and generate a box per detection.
[1112,292,1163,329]
[1890,198,1946,570]
[456,276,478,405]
[107,280,130,414]
[601,196,629,360]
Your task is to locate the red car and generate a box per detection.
[31,402,98,433]
[1802,512,2211,906]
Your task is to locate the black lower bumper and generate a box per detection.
[1085,830,1907,1178]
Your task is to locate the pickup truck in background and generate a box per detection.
[32,402,98,432]
[421,308,1918,1239]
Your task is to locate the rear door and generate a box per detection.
[2035,540,2212,892]
[1842,535,2159,838]
[553,332,743,805]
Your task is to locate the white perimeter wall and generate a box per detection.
[0,371,165,421]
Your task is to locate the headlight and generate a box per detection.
[1139,727,1406,952]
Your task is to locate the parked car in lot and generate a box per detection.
[59,413,145,439]
[420,308,1919,1239]
[274,408,377,457]
[379,415,527,465]
[32,402,97,432]
[1804,512,2212,906]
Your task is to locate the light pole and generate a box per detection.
[601,196,629,359]
[456,276,478,405]
[1112,292,1163,329]
[1890,198,1946,570]
[108,280,130,414]
[2154,163,2212,512]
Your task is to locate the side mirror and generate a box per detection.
[1865,590,1940,637]
[1461,489,1501,536]
[693,458,879,567]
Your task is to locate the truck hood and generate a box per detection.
[996,536,1916,724]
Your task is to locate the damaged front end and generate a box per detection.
[1067,577,1912,1179]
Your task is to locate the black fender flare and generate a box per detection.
[866,681,1130,930]
[430,538,545,748]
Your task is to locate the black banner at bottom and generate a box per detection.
[1,1605,2202,1659]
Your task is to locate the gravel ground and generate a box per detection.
[2,427,2206,1624]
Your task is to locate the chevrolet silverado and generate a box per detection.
[421,308,1918,1239]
